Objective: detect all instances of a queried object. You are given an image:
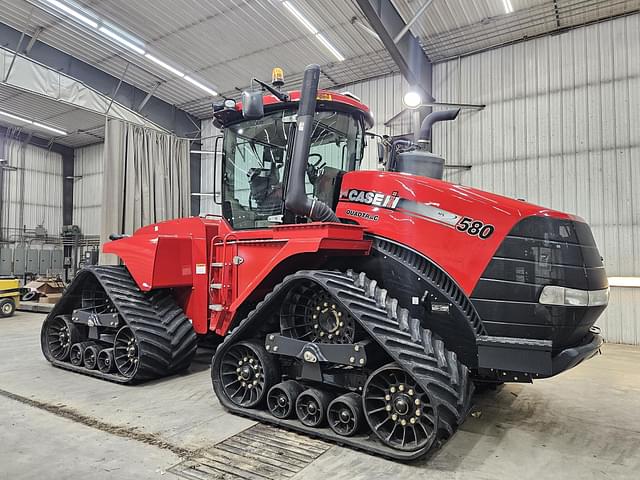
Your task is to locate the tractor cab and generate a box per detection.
[212,71,373,229]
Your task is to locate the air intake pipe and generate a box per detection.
[284,64,339,222]
[415,108,460,144]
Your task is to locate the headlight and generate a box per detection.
[539,286,609,307]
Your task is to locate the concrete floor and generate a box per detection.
[1,311,639,480]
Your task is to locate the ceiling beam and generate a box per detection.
[355,0,433,101]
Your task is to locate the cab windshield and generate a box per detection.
[222,109,364,229]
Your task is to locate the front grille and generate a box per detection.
[470,216,607,349]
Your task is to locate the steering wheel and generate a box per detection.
[307,153,325,184]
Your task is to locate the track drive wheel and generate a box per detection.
[296,388,332,427]
[363,364,437,452]
[328,393,364,437]
[268,380,304,419]
[42,315,82,361]
[218,340,278,408]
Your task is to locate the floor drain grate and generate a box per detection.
[169,423,331,479]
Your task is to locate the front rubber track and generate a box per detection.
[41,265,197,384]
[211,270,474,460]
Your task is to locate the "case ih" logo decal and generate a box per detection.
[341,189,400,209]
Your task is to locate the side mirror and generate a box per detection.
[241,90,264,120]
[377,142,385,164]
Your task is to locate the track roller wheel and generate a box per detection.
[97,348,115,373]
[219,340,278,408]
[363,364,437,452]
[114,326,140,378]
[327,393,364,437]
[42,315,82,361]
[296,388,332,427]
[83,345,101,370]
[70,342,95,367]
[267,380,303,419]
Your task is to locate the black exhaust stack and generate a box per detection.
[284,64,339,222]
[415,108,460,144]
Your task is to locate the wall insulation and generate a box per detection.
[1,139,63,237]
[432,13,640,345]
[72,143,104,235]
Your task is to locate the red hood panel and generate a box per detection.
[337,171,579,294]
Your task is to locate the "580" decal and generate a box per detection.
[456,217,495,239]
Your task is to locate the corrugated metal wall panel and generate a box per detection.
[72,143,104,235]
[331,74,415,170]
[433,14,640,344]
[1,140,63,236]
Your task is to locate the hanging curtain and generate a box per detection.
[100,119,191,264]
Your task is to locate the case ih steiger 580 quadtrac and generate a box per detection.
[41,64,608,459]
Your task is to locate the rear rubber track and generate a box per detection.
[211,269,474,460]
[41,265,197,384]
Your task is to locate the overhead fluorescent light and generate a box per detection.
[282,1,318,34]
[44,0,98,28]
[0,110,30,123]
[98,26,145,55]
[184,76,218,96]
[316,33,345,62]
[281,1,345,61]
[145,53,185,77]
[0,110,67,135]
[608,277,640,288]
[33,122,67,136]
[190,150,221,154]
[502,0,514,14]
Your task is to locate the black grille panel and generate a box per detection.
[471,216,607,349]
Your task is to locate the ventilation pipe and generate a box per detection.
[284,64,339,222]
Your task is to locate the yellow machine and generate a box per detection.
[0,278,20,317]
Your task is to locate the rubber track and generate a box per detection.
[211,269,473,460]
[41,266,197,384]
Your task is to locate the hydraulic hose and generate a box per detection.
[284,64,339,223]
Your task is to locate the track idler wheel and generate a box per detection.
[295,388,332,427]
[267,380,303,419]
[219,340,278,408]
[327,393,364,437]
[42,315,82,361]
[114,326,141,378]
[97,348,115,373]
[363,364,437,452]
[69,341,95,367]
[83,345,101,370]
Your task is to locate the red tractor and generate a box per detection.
[41,65,608,459]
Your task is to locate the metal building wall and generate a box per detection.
[433,14,640,345]
[1,139,63,236]
[72,143,104,235]
[331,74,414,170]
